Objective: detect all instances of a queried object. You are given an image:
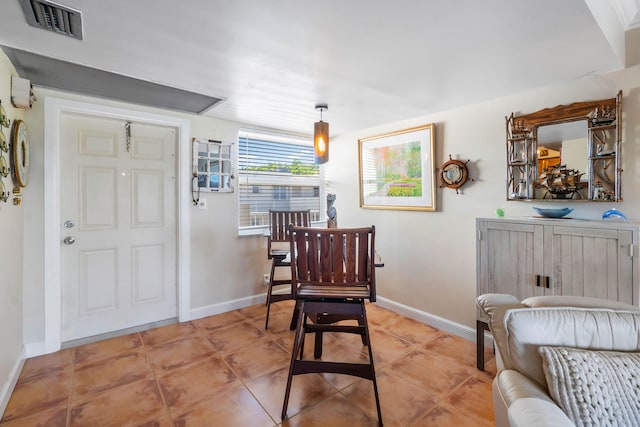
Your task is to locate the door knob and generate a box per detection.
[63,236,76,245]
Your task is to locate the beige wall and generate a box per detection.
[0,53,25,411]
[10,53,640,351]
[328,65,640,328]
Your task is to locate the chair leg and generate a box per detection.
[362,302,383,426]
[264,260,277,329]
[476,320,489,371]
[358,315,368,345]
[282,300,306,421]
[313,331,323,359]
[299,313,307,359]
[289,300,300,330]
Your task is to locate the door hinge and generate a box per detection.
[630,244,636,258]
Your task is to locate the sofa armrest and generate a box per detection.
[477,294,525,369]
[495,370,554,408]
[508,398,573,427]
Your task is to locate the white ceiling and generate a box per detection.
[0,0,634,137]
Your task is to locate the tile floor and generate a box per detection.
[0,300,497,426]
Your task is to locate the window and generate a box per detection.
[238,130,322,231]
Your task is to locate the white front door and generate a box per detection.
[60,112,177,342]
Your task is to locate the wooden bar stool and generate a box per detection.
[281,225,382,426]
[264,210,310,329]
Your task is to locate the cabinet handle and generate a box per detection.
[535,275,551,288]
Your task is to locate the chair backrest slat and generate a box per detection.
[333,234,344,283]
[289,225,376,300]
[357,231,369,282]
[269,210,311,243]
[268,210,311,259]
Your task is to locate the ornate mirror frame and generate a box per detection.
[506,90,622,201]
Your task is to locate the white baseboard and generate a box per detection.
[0,346,26,419]
[190,293,266,321]
[376,296,490,345]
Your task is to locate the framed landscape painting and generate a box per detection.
[358,123,436,211]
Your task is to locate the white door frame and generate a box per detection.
[44,97,191,354]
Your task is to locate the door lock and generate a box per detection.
[63,220,75,228]
[63,236,76,245]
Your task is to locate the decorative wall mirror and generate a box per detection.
[192,138,234,193]
[506,90,622,201]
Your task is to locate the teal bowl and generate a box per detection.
[533,207,573,218]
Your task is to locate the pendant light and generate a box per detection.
[314,104,329,164]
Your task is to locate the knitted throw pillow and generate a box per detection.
[539,346,640,427]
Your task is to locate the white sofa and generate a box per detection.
[477,294,640,427]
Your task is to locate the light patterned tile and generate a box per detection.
[147,335,216,373]
[192,311,246,333]
[341,369,437,426]
[140,322,198,348]
[172,383,274,427]
[72,351,153,400]
[368,327,415,367]
[258,309,295,335]
[74,333,143,367]
[424,332,482,368]
[157,355,239,413]
[69,380,166,427]
[440,375,495,425]
[410,403,494,427]
[237,304,268,320]
[387,349,475,399]
[206,321,265,355]
[383,316,442,345]
[0,405,66,427]
[246,367,337,420]
[282,393,378,427]
[2,370,71,422]
[223,337,290,381]
[19,349,74,382]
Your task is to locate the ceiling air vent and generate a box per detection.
[19,0,83,40]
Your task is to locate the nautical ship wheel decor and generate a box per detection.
[439,155,473,194]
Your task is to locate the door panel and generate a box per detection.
[61,113,177,342]
[478,220,546,300]
[80,167,118,230]
[549,226,633,304]
[132,170,164,227]
[79,248,118,313]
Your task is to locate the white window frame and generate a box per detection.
[237,130,324,235]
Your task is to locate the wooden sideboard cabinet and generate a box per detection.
[475,217,639,369]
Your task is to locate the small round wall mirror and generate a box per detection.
[440,156,470,193]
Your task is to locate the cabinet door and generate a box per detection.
[546,226,634,305]
[477,220,546,300]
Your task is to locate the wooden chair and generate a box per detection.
[264,210,311,329]
[281,225,382,426]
